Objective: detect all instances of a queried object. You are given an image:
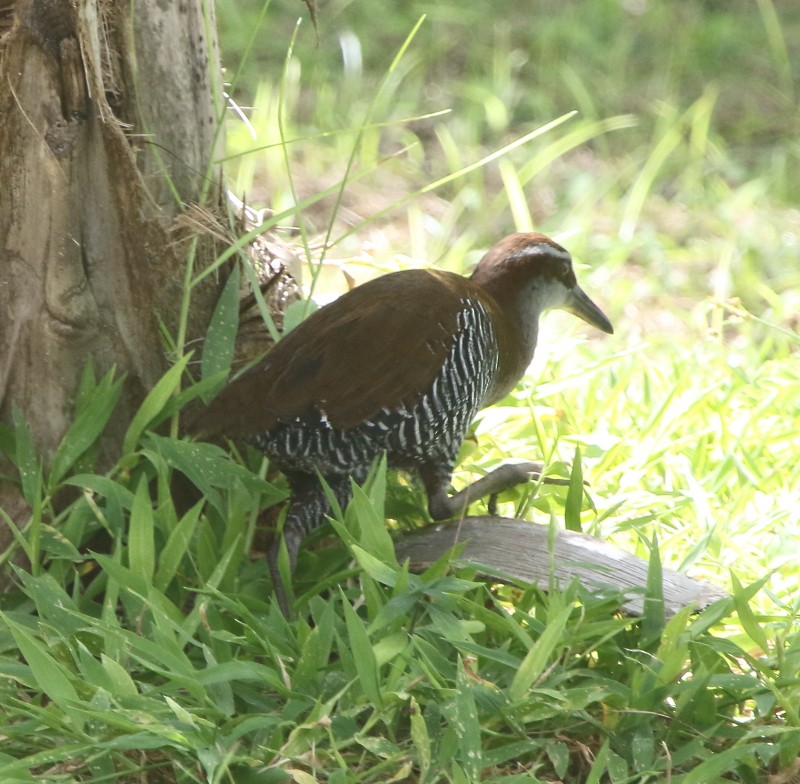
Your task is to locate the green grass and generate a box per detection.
[2,0,800,781]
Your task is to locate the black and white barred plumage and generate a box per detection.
[257,300,499,537]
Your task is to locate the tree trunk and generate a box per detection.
[0,1,225,555]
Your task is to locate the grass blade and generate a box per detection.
[11,406,40,507]
[1,612,83,732]
[454,657,482,780]
[509,602,571,701]
[564,443,583,532]
[409,696,431,782]
[641,535,666,642]
[155,500,203,591]
[49,366,123,485]
[341,589,383,709]
[200,261,240,388]
[123,354,192,454]
[129,477,155,583]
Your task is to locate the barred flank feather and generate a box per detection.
[257,300,498,535]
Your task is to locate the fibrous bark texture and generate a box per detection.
[0,0,225,553]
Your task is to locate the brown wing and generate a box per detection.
[194,268,475,439]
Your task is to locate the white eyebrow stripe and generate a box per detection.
[510,242,572,262]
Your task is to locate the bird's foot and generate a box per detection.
[430,461,571,520]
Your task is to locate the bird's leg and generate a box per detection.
[423,461,567,521]
[268,473,356,615]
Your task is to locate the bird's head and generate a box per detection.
[470,232,614,335]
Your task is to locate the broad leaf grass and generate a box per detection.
[2,1,799,781]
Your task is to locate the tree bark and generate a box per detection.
[0,1,225,553]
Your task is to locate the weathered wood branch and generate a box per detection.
[395,517,728,616]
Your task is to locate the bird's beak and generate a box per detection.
[565,285,614,334]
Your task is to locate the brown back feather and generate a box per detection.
[194,268,487,439]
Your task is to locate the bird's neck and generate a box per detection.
[479,288,541,406]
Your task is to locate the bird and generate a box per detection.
[189,232,613,609]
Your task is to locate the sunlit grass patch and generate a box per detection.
[2,1,799,781]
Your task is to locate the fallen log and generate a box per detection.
[395,516,728,616]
